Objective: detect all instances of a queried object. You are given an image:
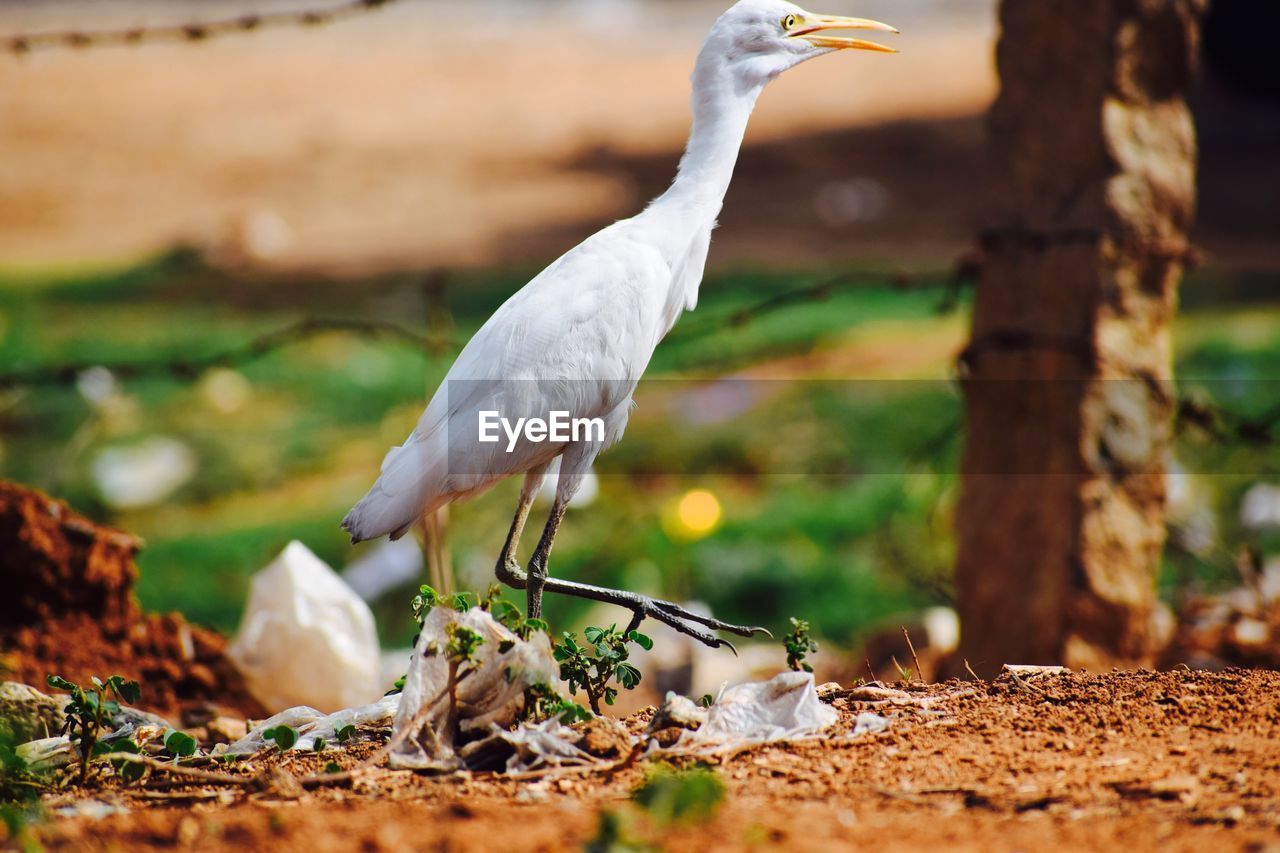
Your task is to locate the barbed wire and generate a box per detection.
[0,265,965,392]
[0,318,434,390]
[666,254,978,345]
[3,0,399,55]
[1176,396,1280,446]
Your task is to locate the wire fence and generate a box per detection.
[0,257,1273,446]
[0,0,1273,451]
[2,0,400,54]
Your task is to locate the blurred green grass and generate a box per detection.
[0,253,1276,648]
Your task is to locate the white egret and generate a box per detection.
[343,0,897,648]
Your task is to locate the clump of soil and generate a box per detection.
[0,480,264,722]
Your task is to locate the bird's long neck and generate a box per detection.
[656,57,763,220]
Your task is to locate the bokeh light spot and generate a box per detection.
[676,489,722,538]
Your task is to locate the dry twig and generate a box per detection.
[902,627,925,683]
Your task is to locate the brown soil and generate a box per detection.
[0,481,265,722]
[24,668,1280,852]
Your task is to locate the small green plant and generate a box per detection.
[411,584,480,623]
[162,730,197,759]
[262,725,299,751]
[631,765,725,825]
[444,623,484,665]
[323,761,341,775]
[416,621,489,745]
[45,674,141,784]
[312,737,327,753]
[521,682,591,725]
[335,724,355,744]
[553,625,652,715]
[410,584,443,623]
[698,694,715,708]
[782,617,819,673]
[584,808,651,853]
[584,765,724,851]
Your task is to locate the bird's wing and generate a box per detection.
[343,228,672,541]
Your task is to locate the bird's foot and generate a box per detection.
[492,564,768,651]
[533,576,769,652]
[620,595,771,654]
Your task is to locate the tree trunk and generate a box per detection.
[954,0,1203,674]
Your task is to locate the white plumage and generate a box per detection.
[343,0,896,644]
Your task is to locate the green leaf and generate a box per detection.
[627,631,654,651]
[615,664,641,690]
[105,738,140,754]
[264,725,298,751]
[105,739,146,783]
[524,618,549,635]
[45,675,75,692]
[583,626,607,645]
[164,730,197,758]
[323,761,342,775]
[312,737,326,752]
[699,694,715,708]
[113,678,142,704]
[335,724,355,744]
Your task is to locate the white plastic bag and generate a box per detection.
[688,671,837,744]
[223,695,400,755]
[228,541,382,713]
[388,606,558,769]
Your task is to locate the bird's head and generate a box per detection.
[703,1,897,89]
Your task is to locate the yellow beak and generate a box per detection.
[789,13,899,54]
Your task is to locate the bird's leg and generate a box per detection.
[525,497,568,621]
[493,464,549,591]
[500,454,768,649]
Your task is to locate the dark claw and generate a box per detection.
[650,600,767,640]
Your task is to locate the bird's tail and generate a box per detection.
[341,435,440,543]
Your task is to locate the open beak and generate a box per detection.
[789,13,899,53]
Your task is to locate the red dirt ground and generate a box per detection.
[0,480,265,722]
[24,667,1280,852]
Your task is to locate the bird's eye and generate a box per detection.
[781,14,797,31]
